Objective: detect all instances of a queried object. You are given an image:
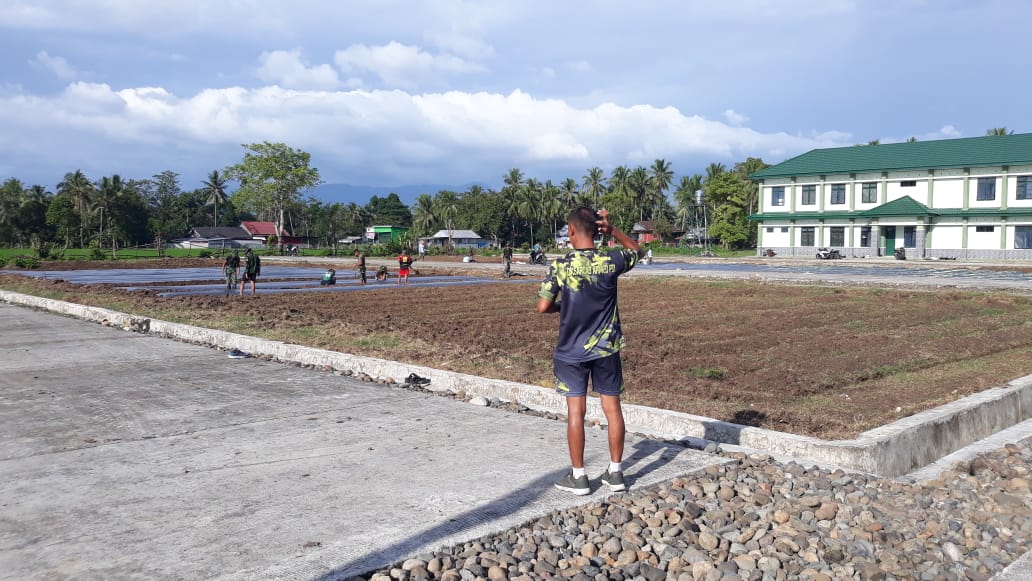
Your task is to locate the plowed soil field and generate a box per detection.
[3,257,1032,439]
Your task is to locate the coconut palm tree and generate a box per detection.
[705,163,727,181]
[57,169,96,247]
[986,127,1014,136]
[501,168,525,242]
[673,174,704,231]
[94,175,126,244]
[515,180,542,246]
[582,167,607,208]
[542,180,564,241]
[559,178,579,211]
[202,169,229,227]
[628,166,651,221]
[411,193,436,236]
[435,190,460,248]
[648,159,674,220]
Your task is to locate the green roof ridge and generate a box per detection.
[859,196,936,217]
[751,133,1032,179]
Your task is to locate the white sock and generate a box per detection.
[609,462,622,473]
[572,467,587,478]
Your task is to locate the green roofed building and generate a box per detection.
[364,225,409,244]
[748,133,1032,259]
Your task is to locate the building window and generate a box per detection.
[1017,176,1031,200]
[801,185,816,205]
[800,227,815,246]
[975,225,995,233]
[829,227,845,246]
[861,182,877,203]
[771,186,785,206]
[976,177,996,201]
[904,226,916,248]
[860,226,871,247]
[1016,226,1032,249]
[781,227,789,233]
[900,180,917,187]
[765,227,774,233]
[830,184,846,204]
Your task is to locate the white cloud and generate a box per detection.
[0,82,851,185]
[30,51,77,80]
[256,49,340,90]
[724,109,749,127]
[567,60,592,72]
[333,41,485,89]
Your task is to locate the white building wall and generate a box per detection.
[760,183,792,213]
[854,181,879,211]
[968,217,1000,249]
[933,178,965,208]
[930,224,963,248]
[969,176,1001,209]
[761,226,791,246]
[886,182,925,201]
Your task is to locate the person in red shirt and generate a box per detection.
[397,249,413,285]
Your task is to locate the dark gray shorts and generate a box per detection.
[553,354,624,397]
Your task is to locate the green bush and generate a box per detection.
[89,248,107,260]
[198,250,214,258]
[13,255,39,269]
[0,257,6,268]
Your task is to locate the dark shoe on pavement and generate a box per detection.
[555,471,590,495]
[227,349,249,359]
[405,373,431,386]
[600,469,626,491]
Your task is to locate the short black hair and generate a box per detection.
[567,206,598,234]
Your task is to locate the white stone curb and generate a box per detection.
[2,289,1029,477]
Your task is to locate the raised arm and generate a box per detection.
[596,210,644,258]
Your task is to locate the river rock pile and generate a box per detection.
[355,436,1031,581]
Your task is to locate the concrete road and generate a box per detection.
[0,303,720,580]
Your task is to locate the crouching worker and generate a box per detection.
[320,268,336,286]
[375,265,389,281]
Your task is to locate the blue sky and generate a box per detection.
[1,0,1028,195]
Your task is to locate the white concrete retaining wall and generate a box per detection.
[3,289,1029,477]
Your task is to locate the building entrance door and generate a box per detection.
[883,226,896,256]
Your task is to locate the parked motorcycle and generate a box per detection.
[894,247,906,260]
[529,249,547,265]
[815,247,842,260]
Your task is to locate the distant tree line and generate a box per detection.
[0,141,773,256]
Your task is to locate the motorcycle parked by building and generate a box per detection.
[815,247,842,260]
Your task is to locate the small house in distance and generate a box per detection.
[421,229,487,250]
[240,221,306,247]
[632,221,661,244]
[365,225,409,244]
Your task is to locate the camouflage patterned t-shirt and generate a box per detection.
[538,248,639,362]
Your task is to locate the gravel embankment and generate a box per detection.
[353,435,1031,581]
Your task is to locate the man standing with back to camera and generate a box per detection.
[537,206,643,495]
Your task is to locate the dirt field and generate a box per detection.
[3,257,1032,439]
